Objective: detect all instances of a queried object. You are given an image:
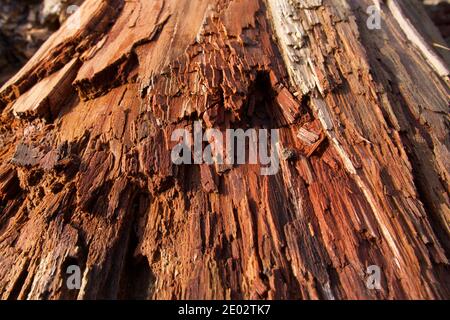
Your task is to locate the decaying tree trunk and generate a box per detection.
[0,0,449,300]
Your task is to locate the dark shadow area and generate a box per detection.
[423,1,450,44]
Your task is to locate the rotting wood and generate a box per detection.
[0,0,448,300]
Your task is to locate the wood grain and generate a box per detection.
[0,0,448,299]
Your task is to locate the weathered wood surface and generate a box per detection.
[0,0,449,299]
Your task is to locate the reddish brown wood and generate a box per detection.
[0,0,449,300]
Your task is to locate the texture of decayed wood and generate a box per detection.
[0,0,449,300]
[10,58,81,119]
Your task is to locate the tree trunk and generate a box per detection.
[0,0,449,300]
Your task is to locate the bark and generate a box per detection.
[0,0,449,300]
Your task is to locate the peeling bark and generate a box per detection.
[0,0,449,300]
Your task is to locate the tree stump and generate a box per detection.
[0,0,449,300]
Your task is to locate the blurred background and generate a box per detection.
[0,0,83,84]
